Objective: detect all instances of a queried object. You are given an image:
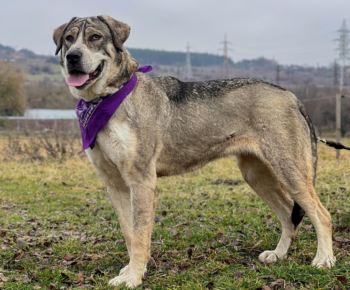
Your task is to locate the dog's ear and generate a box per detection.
[97,15,130,53]
[53,17,77,55]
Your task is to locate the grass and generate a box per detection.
[0,136,349,289]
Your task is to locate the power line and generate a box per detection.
[232,31,335,51]
[234,40,333,51]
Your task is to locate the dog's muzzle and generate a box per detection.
[66,59,104,89]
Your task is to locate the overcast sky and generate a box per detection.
[0,0,349,67]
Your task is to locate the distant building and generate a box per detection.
[24,109,76,119]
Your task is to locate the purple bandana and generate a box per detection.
[76,65,153,150]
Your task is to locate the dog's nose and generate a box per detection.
[66,51,82,64]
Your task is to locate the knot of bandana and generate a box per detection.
[75,65,153,150]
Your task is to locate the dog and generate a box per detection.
[53,15,335,288]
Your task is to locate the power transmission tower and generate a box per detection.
[333,60,339,87]
[183,42,192,81]
[219,34,233,79]
[334,20,350,161]
[336,20,350,93]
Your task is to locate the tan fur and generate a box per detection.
[54,16,335,288]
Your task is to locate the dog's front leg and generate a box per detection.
[109,173,157,288]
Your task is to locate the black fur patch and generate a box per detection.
[298,102,318,185]
[154,76,286,104]
[291,201,305,229]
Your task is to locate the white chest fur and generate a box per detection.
[95,121,137,172]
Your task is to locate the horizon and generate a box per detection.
[0,42,337,69]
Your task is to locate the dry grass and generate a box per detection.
[0,131,83,161]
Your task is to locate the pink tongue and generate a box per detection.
[66,73,89,87]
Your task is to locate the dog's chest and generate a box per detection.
[96,121,137,170]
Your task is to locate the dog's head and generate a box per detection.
[53,16,139,101]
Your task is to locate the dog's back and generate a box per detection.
[153,76,287,104]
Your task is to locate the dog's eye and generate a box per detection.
[66,36,74,42]
[90,35,101,41]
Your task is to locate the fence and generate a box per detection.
[300,94,350,161]
[0,117,79,132]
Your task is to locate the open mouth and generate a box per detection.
[66,62,104,88]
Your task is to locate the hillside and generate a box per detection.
[0,44,230,67]
[127,48,232,67]
[0,43,336,84]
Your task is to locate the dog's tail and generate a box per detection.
[291,101,318,229]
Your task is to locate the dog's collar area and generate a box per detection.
[98,65,152,100]
[75,66,153,150]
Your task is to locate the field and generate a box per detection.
[0,135,349,289]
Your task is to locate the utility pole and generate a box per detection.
[335,20,350,161]
[333,60,339,87]
[336,94,341,161]
[183,42,192,81]
[220,34,232,79]
[336,20,350,93]
[276,65,280,85]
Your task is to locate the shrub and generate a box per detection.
[0,61,26,116]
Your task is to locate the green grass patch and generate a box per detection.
[0,138,349,289]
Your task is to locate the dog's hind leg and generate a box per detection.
[261,139,335,267]
[237,147,334,267]
[236,154,298,263]
[288,182,335,267]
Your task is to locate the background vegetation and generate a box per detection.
[0,62,26,116]
[1,43,350,136]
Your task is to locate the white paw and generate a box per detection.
[259,250,279,263]
[119,264,147,277]
[108,264,147,288]
[108,273,142,288]
[312,255,336,268]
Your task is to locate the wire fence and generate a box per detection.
[300,95,350,102]
[299,93,348,161]
[0,117,79,132]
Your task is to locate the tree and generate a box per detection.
[0,61,26,116]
